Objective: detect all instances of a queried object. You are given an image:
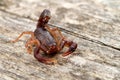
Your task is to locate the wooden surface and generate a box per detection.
[0,0,120,80]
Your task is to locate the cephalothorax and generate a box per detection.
[12,9,77,64]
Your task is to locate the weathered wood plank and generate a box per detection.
[0,0,120,80]
[0,0,120,50]
[0,10,120,80]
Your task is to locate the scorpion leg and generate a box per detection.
[11,31,34,43]
[25,38,43,54]
[51,27,65,50]
[25,38,34,54]
[45,26,65,50]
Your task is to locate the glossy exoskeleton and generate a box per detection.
[12,9,77,64]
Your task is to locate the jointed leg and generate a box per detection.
[25,38,40,54]
[51,28,65,49]
[45,27,59,44]
[61,40,77,57]
[11,31,34,43]
[51,27,64,38]
[25,38,34,54]
[25,38,50,55]
[45,26,65,50]
[26,45,33,54]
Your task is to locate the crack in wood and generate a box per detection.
[49,24,120,52]
[0,8,120,52]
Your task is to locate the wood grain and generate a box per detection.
[0,0,120,80]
